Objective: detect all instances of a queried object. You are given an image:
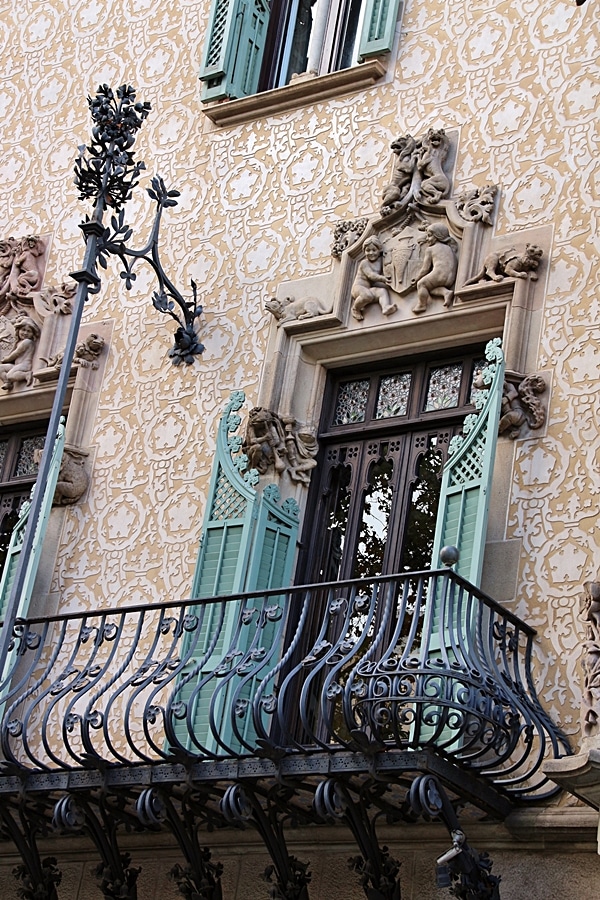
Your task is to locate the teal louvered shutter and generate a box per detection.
[358,0,403,60]
[0,420,66,623]
[174,395,299,754]
[431,338,505,587]
[200,0,271,101]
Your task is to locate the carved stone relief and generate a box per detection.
[0,235,48,315]
[498,374,547,439]
[0,315,41,390]
[331,218,368,258]
[54,447,90,506]
[580,581,600,739]
[455,185,498,225]
[351,235,396,320]
[265,295,331,326]
[379,128,452,216]
[242,407,318,487]
[464,244,543,285]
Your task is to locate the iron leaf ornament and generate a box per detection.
[74,84,205,365]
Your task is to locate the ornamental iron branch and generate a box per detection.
[76,85,205,365]
[0,83,202,720]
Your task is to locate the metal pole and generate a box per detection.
[0,207,105,672]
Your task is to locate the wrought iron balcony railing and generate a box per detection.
[0,569,568,800]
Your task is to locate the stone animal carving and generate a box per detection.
[351,236,396,321]
[0,315,40,390]
[413,224,458,314]
[465,244,543,285]
[581,581,600,737]
[416,129,451,205]
[331,218,368,257]
[54,448,90,506]
[265,295,330,325]
[455,185,498,225]
[32,280,77,317]
[498,374,546,439]
[75,333,105,368]
[380,135,418,216]
[0,236,47,314]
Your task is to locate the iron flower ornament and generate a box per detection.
[74,84,205,364]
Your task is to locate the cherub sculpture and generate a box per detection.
[413,224,458,314]
[0,315,40,390]
[351,236,397,321]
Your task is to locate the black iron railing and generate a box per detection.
[0,570,568,799]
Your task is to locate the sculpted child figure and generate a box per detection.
[351,236,397,321]
[0,316,40,390]
[413,223,458,314]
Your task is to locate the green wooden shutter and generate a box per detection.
[0,420,66,623]
[174,395,299,754]
[431,338,505,587]
[358,0,403,60]
[200,0,271,101]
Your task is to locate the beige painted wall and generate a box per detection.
[0,1,599,883]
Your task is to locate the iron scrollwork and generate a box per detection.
[74,84,205,365]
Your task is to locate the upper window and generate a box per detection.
[200,0,403,102]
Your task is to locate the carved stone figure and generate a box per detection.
[581,581,600,737]
[380,135,418,216]
[0,315,40,390]
[243,407,318,486]
[265,295,330,325]
[416,129,451,205]
[498,375,546,439]
[331,218,368,257]
[74,333,105,368]
[0,235,47,314]
[282,417,318,485]
[455,185,498,225]
[413,223,458,314]
[243,407,288,475]
[465,244,543,285]
[53,448,90,506]
[351,236,397,321]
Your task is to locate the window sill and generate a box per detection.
[201,58,387,128]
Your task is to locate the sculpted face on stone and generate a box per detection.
[498,374,547,439]
[416,129,451,205]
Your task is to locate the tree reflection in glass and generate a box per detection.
[352,454,393,579]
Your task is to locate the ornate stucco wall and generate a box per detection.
[0,0,598,808]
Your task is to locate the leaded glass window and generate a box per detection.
[333,379,370,425]
[375,373,411,419]
[424,363,463,412]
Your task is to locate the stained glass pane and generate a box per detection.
[424,363,463,412]
[375,373,411,419]
[15,436,45,478]
[333,379,370,425]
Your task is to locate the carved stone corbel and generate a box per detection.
[53,446,90,506]
[498,373,546,439]
[243,407,318,486]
